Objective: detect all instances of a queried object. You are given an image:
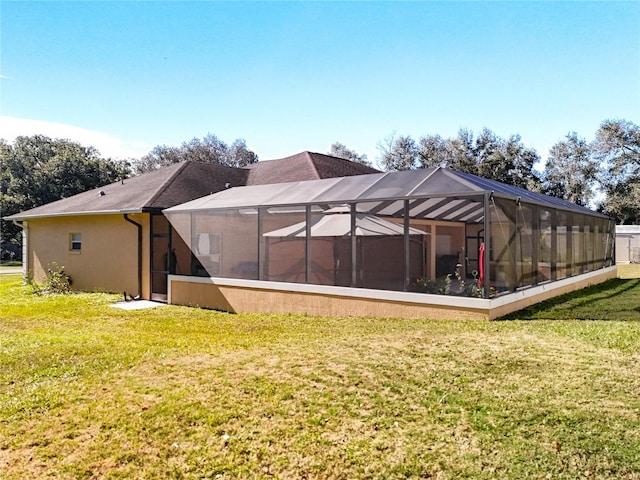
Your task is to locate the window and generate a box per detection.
[70,233,82,252]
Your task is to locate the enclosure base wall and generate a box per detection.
[487,267,618,319]
[169,267,617,320]
[169,278,489,320]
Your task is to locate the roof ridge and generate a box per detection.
[439,168,488,191]
[144,161,191,208]
[306,151,322,179]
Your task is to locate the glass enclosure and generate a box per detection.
[164,169,615,299]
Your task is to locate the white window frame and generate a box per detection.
[70,233,82,252]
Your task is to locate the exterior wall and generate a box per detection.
[169,267,617,321]
[487,267,618,319]
[25,213,151,298]
[169,276,490,320]
[615,226,640,264]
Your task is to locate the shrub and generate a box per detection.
[25,263,72,294]
[44,262,72,293]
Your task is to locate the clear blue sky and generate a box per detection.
[1,1,638,168]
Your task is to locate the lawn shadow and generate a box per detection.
[497,278,640,321]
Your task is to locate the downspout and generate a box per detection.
[123,214,143,298]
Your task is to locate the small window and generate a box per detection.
[70,233,82,252]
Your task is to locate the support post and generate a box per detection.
[351,204,357,287]
[305,205,311,284]
[403,200,410,292]
[483,192,491,298]
[258,208,265,280]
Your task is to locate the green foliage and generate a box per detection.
[43,262,72,293]
[593,119,640,223]
[410,272,484,297]
[542,132,596,206]
[133,134,259,173]
[378,128,542,190]
[377,118,640,216]
[328,142,372,167]
[377,133,419,171]
[23,262,72,294]
[0,135,129,244]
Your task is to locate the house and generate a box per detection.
[163,167,617,320]
[4,152,378,300]
[5,153,617,320]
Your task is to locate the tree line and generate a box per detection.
[1,119,639,250]
[375,119,640,224]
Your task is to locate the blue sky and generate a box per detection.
[1,1,638,168]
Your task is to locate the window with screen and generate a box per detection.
[70,233,82,252]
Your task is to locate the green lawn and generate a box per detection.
[1,274,639,479]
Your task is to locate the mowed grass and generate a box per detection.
[1,274,639,479]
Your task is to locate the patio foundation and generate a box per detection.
[169,266,617,320]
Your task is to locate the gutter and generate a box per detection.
[123,214,143,298]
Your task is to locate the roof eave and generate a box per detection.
[3,208,146,221]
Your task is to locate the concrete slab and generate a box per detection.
[110,300,168,310]
[0,269,23,275]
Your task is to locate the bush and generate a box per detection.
[44,262,72,293]
[409,272,484,297]
[25,262,72,294]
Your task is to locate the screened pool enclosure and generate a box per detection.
[164,168,615,299]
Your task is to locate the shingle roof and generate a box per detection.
[4,152,378,220]
[243,151,379,185]
[148,161,247,209]
[5,161,247,220]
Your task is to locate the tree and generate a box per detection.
[416,130,477,173]
[445,129,477,174]
[474,128,504,180]
[1,135,128,245]
[133,134,258,173]
[415,128,540,189]
[593,119,640,223]
[496,134,541,190]
[416,134,447,168]
[600,179,640,224]
[542,132,596,206]
[227,139,259,167]
[328,142,372,167]
[377,133,419,171]
[593,119,640,178]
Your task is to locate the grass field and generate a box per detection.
[1,274,639,479]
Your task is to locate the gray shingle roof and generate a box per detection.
[4,161,247,220]
[4,152,379,220]
[243,151,379,185]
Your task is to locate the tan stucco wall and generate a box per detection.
[487,267,618,319]
[25,214,151,297]
[169,279,490,320]
[169,267,618,321]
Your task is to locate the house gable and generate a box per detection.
[243,151,379,186]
